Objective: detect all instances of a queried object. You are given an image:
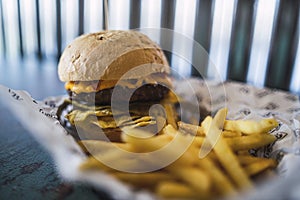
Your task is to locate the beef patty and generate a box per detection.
[68,84,169,105]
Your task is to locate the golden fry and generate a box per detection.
[113,172,173,189]
[178,121,205,136]
[162,124,179,136]
[196,157,236,196]
[237,150,252,156]
[80,156,113,172]
[238,155,265,165]
[222,130,242,137]
[238,155,272,165]
[77,107,279,200]
[226,134,277,151]
[78,140,132,153]
[122,128,173,152]
[178,122,242,138]
[97,152,161,172]
[224,118,279,134]
[188,134,276,152]
[166,166,211,193]
[163,103,178,129]
[244,159,277,176]
[156,181,200,199]
[122,127,196,166]
[201,109,253,189]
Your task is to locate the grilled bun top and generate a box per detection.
[58,30,170,82]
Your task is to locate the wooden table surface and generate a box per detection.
[0,59,113,200]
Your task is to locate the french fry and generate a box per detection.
[222,130,242,137]
[163,103,178,129]
[121,128,173,152]
[122,127,196,166]
[78,140,132,153]
[113,172,174,189]
[196,157,236,196]
[178,122,242,137]
[182,134,276,152]
[166,166,211,194]
[162,124,180,136]
[79,140,167,172]
[80,156,113,172]
[79,140,142,172]
[237,150,252,156]
[178,121,205,136]
[224,118,279,134]
[244,159,277,176]
[156,181,201,199]
[175,135,236,196]
[93,151,165,172]
[77,107,279,200]
[226,134,277,151]
[201,109,253,189]
[156,115,167,135]
[238,155,270,165]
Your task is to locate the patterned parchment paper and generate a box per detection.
[1,78,300,200]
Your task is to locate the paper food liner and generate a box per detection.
[1,78,300,200]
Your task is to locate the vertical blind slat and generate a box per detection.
[207,0,236,80]
[160,0,176,66]
[246,0,278,87]
[160,0,176,29]
[84,0,103,33]
[265,0,300,90]
[78,0,84,35]
[56,0,62,59]
[129,0,141,29]
[108,0,131,30]
[17,0,24,58]
[40,0,56,58]
[0,0,6,58]
[171,0,197,77]
[102,0,108,30]
[290,15,300,93]
[35,0,42,59]
[227,0,256,82]
[289,12,300,91]
[2,0,20,59]
[191,0,215,77]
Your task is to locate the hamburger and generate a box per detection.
[57,30,177,142]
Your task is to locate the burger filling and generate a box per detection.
[65,73,172,105]
[59,98,170,142]
[59,73,177,142]
[65,73,172,93]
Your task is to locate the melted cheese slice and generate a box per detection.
[65,74,172,94]
[65,79,117,93]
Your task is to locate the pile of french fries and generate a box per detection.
[78,108,279,199]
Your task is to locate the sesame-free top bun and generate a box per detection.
[58,30,170,82]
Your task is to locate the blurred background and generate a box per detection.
[0,0,299,99]
[0,1,299,198]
